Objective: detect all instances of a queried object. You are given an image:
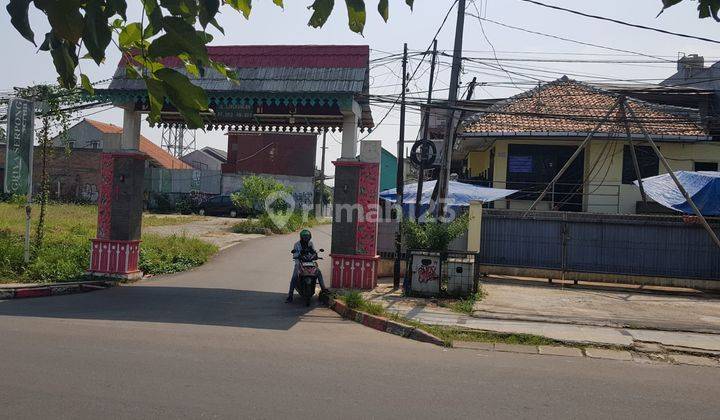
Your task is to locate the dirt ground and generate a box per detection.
[144,215,264,250]
[476,276,720,333]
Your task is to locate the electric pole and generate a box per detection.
[316,129,327,217]
[415,40,438,221]
[393,43,408,290]
[433,0,466,218]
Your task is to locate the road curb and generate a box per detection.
[329,299,446,347]
[0,280,118,300]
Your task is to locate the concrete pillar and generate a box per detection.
[120,108,142,150]
[467,200,483,253]
[340,101,362,159]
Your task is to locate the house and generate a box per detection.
[181,146,228,171]
[52,119,191,170]
[222,133,317,206]
[454,77,719,214]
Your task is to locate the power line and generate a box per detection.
[516,0,720,45]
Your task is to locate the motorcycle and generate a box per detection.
[291,248,325,306]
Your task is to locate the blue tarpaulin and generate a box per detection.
[379,180,517,213]
[634,171,720,216]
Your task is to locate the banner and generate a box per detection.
[3,98,35,195]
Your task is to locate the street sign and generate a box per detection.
[3,98,35,195]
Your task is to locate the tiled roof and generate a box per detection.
[201,146,227,162]
[84,119,192,169]
[462,77,709,138]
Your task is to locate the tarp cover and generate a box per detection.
[634,171,720,216]
[380,180,517,212]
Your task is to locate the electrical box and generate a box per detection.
[410,251,442,296]
[446,256,476,296]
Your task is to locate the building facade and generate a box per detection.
[455,78,719,214]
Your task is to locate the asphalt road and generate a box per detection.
[1,225,718,419]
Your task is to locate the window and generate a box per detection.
[622,146,659,184]
[695,161,718,172]
[87,140,101,149]
[67,141,75,149]
[508,155,533,173]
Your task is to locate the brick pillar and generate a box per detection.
[330,141,381,290]
[88,152,145,279]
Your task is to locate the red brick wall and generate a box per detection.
[0,146,103,202]
[222,133,317,177]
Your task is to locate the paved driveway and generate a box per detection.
[0,225,719,419]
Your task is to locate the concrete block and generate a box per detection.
[454,341,494,351]
[386,320,414,338]
[633,342,664,353]
[538,346,584,357]
[494,343,538,354]
[669,354,719,367]
[362,314,388,332]
[0,290,15,300]
[585,348,633,361]
[409,329,445,346]
[14,288,51,299]
[333,300,348,318]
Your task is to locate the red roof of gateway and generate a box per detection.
[84,119,192,169]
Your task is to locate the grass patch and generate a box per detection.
[232,212,324,235]
[0,203,217,284]
[335,290,560,348]
[446,288,485,315]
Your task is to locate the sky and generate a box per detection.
[2,0,720,181]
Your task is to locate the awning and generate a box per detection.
[634,171,720,216]
[380,180,517,211]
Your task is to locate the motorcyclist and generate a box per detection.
[286,229,327,303]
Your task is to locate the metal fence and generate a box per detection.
[477,210,720,281]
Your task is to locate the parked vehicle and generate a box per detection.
[197,195,246,217]
[292,248,325,306]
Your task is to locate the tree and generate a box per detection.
[660,0,720,21]
[6,0,414,129]
[15,85,82,251]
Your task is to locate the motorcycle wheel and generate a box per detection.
[304,282,314,307]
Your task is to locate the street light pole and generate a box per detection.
[393,43,408,290]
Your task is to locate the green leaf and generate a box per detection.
[199,0,220,27]
[209,18,225,34]
[308,0,335,28]
[160,0,199,18]
[80,73,94,95]
[43,1,84,43]
[405,0,413,10]
[82,0,112,65]
[227,0,252,19]
[273,0,283,7]
[145,77,167,123]
[154,68,209,129]
[49,38,79,88]
[7,0,35,45]
[148,17,210,65]
[377,0,388,22]
[125,64,142,79]
[144,0,164,29]
[108,0,128,20]
[119,22,142,48]
[345,0,366,34]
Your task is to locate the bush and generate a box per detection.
[403,213,469,252]
[231,175,293,215]
[151,193,175,214]
[139,234,218,275]
[232,219,268,235]
[342,291,364,309]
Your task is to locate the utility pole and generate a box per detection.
[393,43,408,290]
[316,129,327,217]
[415,40,438,221]
[433,0,466,218]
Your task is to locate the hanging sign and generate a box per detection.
[4,98,35,195]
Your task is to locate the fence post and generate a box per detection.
[467,201,483,253]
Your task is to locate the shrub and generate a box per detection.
[232,219,268,235]
[403,213,470,252]
[342,291,364,309]
[231,175,293,215]
[139,234,218,275]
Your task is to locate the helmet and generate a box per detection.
[300,229,312,242]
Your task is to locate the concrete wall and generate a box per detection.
[221,173,315,207]
[145,168,222,195]
[0,145,102,202]
[465,137,720,214]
